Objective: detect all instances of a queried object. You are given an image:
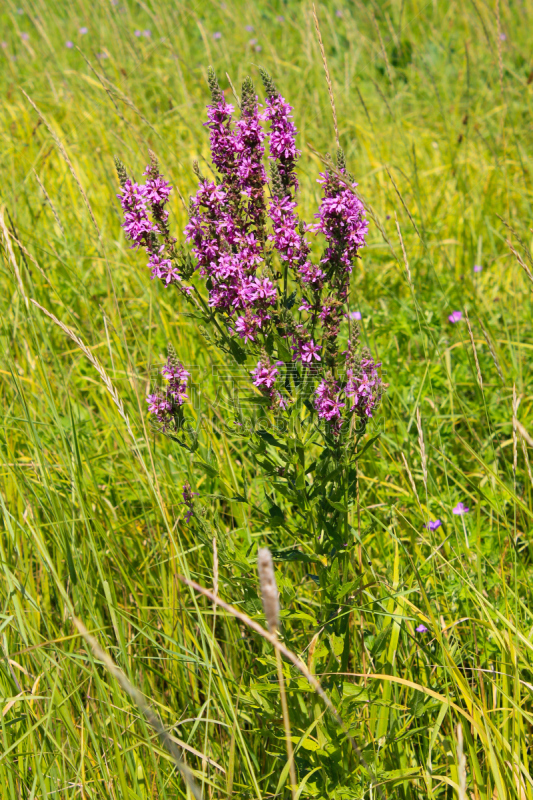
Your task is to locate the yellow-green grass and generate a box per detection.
[1,0,533,797]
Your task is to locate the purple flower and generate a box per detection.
[182,481,198,524]
[335,9,343,17]
[255,45,262,52]
[345,351,385,419]
[500,32,506,41]
[97,52,108,59]
[453,501,470,515]
[425,519,441,531]
[474,264,482,273]
[299,340,322,363]
[415,624,428,633]
[134,30,141,36]
[448,310,462,323]
[21,32,29,40]
[349,310,362,320]
[79,26,88,34]
[277,15,285,22]
[315,377,344,433]
[213,31,222,40]
[66,40,74,48]
[143,29,151,37]
[245,24,254,32]
[251,360,279,389]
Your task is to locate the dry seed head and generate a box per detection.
[258,547,280,632]
[456,723,467,800]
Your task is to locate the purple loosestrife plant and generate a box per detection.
[115,68,387,640]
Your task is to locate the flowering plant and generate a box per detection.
[115,68,386,588]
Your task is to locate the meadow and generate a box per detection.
[1,0,533,797]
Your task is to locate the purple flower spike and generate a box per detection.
[349,311,362,320]
[453,501,470,515]
[474,264,482,273]
[415,624,428,633]
[448,310,462,323]
[425,519,441,531]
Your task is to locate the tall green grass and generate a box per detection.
[1,0,533,797]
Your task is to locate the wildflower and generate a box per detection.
[143,29,151,37]
[21,32,29,40]
[349,310,362,320]
[335,9,343,17]
[298,340,322,363]
[415,624,428,633]
[79,26,88,34]
[448,310,462,323]
[474,264,482,273]
[182,481,198,524]
[255,45,262,52]
[453,501,470,515]
[500,32,506,41]
[162,355,190,405]
[66,40,74,48]
[345,349,385,419]
[213,31,222,39]
[251,360,278,389]
[245,24,254,32]
[314,377,344,433]
[425,519,441,530]
[134,30,141,36]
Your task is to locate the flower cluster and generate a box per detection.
[251,359,287,409]
[345,350,385,419]
[146,351,190,429]
[314,376,345,433]
[116,154,190,292]
[116,68,386,439]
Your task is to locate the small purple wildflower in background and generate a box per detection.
[500,32,506,41]
[1,42,7,48]
[21,32,29,40]
[277,15,285,22]
[448,310,462,323]
[453,501,470,515]
[249,38,257,46]
[66,40,74,48]
[349,311,362,320]
[425,519,441,530]
[143,29,151,37]
[213,31,222,40]
[134,30,141,36]
[335,9,343,17]
[97,52,108,59]
[79,26,88,34]
[245,25,254,32]
[255,45,262,52]
[474,264,482,273]
[415,624,428,633]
